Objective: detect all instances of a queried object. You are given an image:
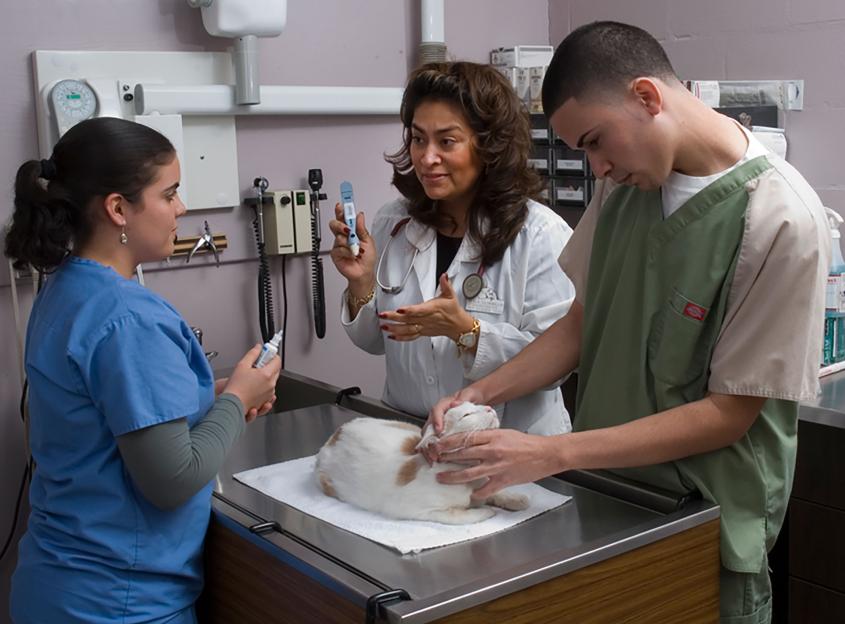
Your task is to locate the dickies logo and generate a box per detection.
[683,302,708,321]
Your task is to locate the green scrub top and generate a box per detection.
[576,156,796,574]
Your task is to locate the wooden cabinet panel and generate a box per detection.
[789,578,845,624]
[198,517,719,624]
[791,420,845,511]
[788,498,845,594]
[432,519,720,624]
[197,520,365,624]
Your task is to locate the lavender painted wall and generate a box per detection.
[0,0,550,619]
[548,0,845,217]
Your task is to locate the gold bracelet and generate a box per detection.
[347,287,375,308]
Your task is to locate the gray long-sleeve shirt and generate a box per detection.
[116,393,244,510]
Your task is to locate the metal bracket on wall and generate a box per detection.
[687,79,804,111]
[171,233,228,259]
[32,51,241,211]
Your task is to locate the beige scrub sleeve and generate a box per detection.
[707,162,829,402]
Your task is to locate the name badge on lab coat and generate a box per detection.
[466,287,505,315]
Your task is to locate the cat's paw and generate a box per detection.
[487,490,529,511]
[423,506,496,525]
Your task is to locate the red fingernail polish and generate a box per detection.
[397,308,406,314]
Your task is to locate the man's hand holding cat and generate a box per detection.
[432,430,567,500]
[421,386,486,463]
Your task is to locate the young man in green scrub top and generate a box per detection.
[424,21,830,624]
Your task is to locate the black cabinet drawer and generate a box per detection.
[528,146,551,175]
[789,577,845,623]
[530,114,550,144]
[553,146,587,175]
[552,176,588,207]
[792,419,845,511]
[788,498,845,593]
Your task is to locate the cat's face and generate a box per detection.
[440,402,499,436]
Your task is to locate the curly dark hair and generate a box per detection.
[385,61,543,267]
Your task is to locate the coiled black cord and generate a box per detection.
[311,255,326,339]
[311,212,326,339]
[252,207,275,343]
[281,255,288,369]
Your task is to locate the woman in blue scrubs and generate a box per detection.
[5,117,281,623]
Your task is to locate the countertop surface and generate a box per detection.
[801,371,845,429]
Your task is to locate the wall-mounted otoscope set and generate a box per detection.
[243,170,330,351]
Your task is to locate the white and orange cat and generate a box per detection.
[314,402,529,524]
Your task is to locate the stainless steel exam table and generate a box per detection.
[197,371,720,624]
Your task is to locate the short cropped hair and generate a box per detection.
[542,21,679,116]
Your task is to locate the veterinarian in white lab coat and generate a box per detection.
[330,62,575,435]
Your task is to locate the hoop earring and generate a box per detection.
[120,229,128,245]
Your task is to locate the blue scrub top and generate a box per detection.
[11,257,215,624]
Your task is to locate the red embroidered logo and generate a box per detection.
[683,302,707,321]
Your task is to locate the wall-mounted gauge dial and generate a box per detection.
[49,79,98,137]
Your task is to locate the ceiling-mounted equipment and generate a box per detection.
[187,0,287,105]
[419,0,446,65]
[163,0,403,115]
[133,84,402,116]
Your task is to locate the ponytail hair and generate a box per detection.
[5,117,175,272]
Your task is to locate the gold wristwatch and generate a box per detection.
[455,317,480,353]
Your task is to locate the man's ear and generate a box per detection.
[102,192,126,228]
[630,77,663,117]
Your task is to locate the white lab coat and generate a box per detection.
[341,198,575,434]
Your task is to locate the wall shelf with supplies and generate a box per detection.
[529,112,595,229]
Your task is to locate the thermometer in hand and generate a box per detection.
[340,181,360,257]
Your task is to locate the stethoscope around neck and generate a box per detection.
[375,217,486,298]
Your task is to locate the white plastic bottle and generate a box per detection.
[253,330,283,368]
[823,208,845,365]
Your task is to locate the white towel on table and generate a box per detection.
[234,455,571,555]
